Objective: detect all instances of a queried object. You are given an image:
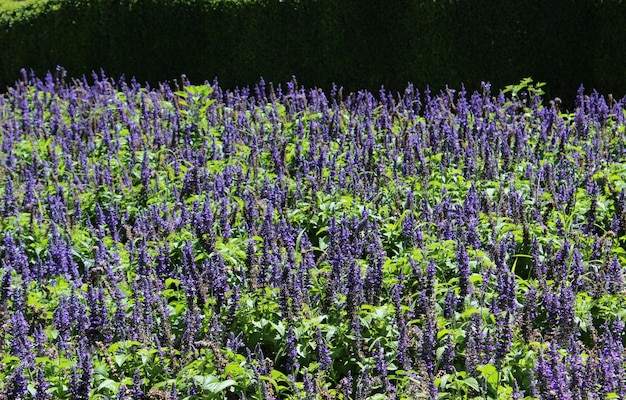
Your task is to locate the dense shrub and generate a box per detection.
[1,0,625,101]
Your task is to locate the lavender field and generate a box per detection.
[0,69,625,399]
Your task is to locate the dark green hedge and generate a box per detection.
[0,0,624,100]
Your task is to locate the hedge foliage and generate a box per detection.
[0,0,625,100]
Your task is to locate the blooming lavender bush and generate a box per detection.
[0,69,625,399]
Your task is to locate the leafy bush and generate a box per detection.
[2,0,626,100]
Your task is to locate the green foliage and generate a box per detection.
[502,78,546,106]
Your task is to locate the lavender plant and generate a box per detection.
[0,69,625,399]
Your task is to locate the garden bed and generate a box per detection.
[0,71,625,399]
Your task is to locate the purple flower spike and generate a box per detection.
[456,242,472,300]
[316,327,332,373]
[605,256,624,294]
[9,308,33,361]
[2,176,17,218]
[34,368,52,400]
[6,364,28,400]
[285,325,299,374]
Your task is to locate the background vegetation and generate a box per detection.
[1,0,626,105]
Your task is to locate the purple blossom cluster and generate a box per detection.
[0,69,625,398]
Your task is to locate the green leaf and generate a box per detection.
[114,354,128,368]
[461,308,480,319]
[366,394,388,400]
[97,379,120,393]
[1,355,20,365]
[437,328,451,340]
[437,373,451,390]
[93,365,109,378]
[35,356,51,365]
[477,363,499,387]
[151,379,177,390]
[192,374,218,388]
[224,361,245,377]
[270,369,290,383]
[436,345,447,360]
[270,320,286,337]
[205,379,236,393]
[193,374,236,393]
[462,377,480,392]
[138,348,157,366]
